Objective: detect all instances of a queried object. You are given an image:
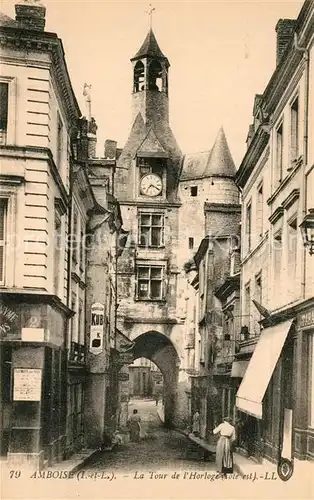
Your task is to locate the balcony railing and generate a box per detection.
[69,342,85,364]
[215,314,259,365]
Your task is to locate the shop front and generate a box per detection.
[235,318,295,470]
[294,304,314,462]
[0,294,70,469]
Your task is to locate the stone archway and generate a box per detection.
[131,331,180,428]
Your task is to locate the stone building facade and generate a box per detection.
[235,0,314,477]
[0,1,81,468]
[178,132,241,439]
[0,1,126,468]
[113,28,188,428]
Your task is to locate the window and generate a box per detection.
[257,184,263,239]
[57,112,63,169]
[139,213,164,247]
[188,237,194,249]
[78,298,84,345]
[72,209,78,264]
[53,210,62,295]
[273,230,282,280]
[254,273,262,334]
[244,283,251,333]
[310,335,314,427]
[71,291,77,342]
[287,217,297,282]
[290,96,299,164]
[0,199,7,284]
[0,83,8,145]
[136,265,165,300]
[190,186,198,197]
[138,157,164,177]
[276,122,284,183]
[79,224,85,273]
[245,202,252,252]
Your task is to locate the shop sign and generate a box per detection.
[118,372,129,381]
[0,303,19,338]
[118,352,134,364]
[13,368,42,401]
[89,303,105,355]
[298,309,314,329]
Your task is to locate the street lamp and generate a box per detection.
[300,208,314,255]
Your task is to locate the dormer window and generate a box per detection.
[138,157,165,177]
[134,61,145,93]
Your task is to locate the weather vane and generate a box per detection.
[145,4,155,29]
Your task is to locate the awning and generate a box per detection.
[231,360,249,378]
[236,319,293,419]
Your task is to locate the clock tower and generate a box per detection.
[115,27,182,203]
[114,26,186,428]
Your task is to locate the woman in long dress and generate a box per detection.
[213,417,236,475]
[192,411,200,436]
[127,409,141,442]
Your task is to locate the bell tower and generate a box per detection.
[131,29,170,125]
[115,24,181,202]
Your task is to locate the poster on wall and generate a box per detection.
[13,368,42,401]
[89,302,105,355]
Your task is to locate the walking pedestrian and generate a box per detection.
[192,410,200,437]
[213,417,236,475]
[127,409,141,442]
[155,393,159,406]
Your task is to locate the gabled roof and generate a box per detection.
[131,28,169,64]
[203,127,236,178]
[0,12,19,28]
[136,128,168,157]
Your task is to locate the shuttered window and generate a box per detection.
[0,83,8,145]
[0,199,7,284]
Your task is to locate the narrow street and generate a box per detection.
[84,399,216,473]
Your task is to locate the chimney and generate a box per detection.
[87,117,97,159]
[104,140,117,160]
[275,19,296,65]
[15,0,46,31]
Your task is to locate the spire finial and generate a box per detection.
[145,4,155,29]
[83,83,92,121]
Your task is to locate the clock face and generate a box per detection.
[140,173,162,197]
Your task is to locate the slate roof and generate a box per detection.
[203,127,236,177]
[0,12,19,28]
[137,128,168,157]
[131,28,169,63]
[180,151,211,180]
[180,127,236,180]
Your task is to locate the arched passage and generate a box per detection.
[131,331,180,427]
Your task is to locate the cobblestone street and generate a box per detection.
[84,400,216,474]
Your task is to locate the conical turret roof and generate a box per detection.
[131,28,169,64]
[203,127,236,178]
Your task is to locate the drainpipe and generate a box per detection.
[114,228,118,351]
[294,32,309,299]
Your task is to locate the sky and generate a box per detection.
[2,0,304,165]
